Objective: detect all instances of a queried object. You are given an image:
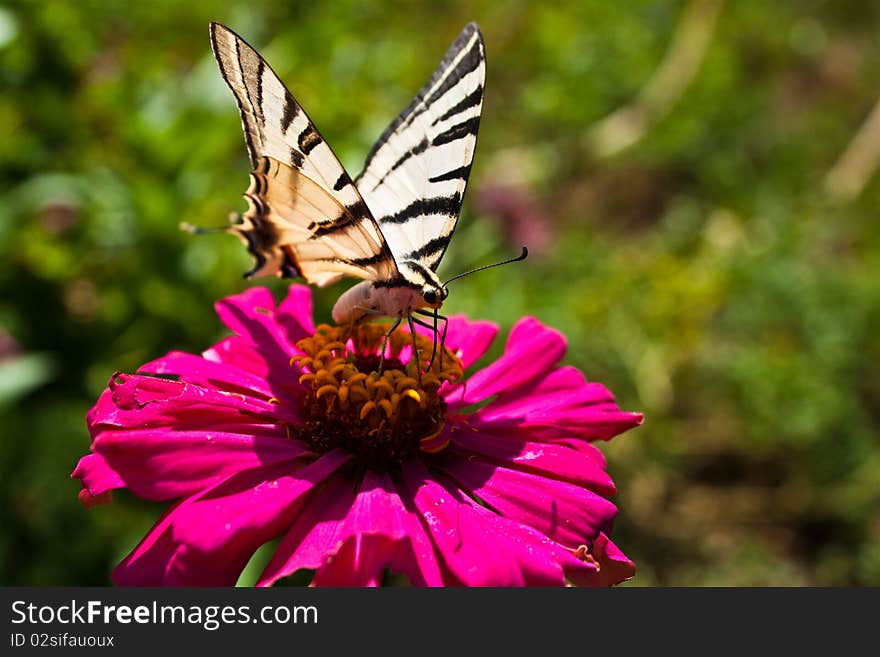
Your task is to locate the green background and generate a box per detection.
[1,0,878,586]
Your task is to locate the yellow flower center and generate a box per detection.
[291,323,463,473]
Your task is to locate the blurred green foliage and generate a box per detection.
[1,0,878,586]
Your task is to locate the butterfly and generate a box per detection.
[208,21,519,353]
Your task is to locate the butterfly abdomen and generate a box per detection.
[332,279,428,324]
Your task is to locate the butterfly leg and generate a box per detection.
[413,308,449,371]
[349,304,389,356]
[410,315,441,373]
[377,313,403,375]
[405,311,423,384]
[437,311,449,372]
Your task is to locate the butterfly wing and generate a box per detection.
[210,22,397,285]
[354,23,486,274]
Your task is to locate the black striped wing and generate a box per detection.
[354,23,486,274]
[211,22,398,285]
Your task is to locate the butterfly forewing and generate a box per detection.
[210,22,397,284]
[355,23,486,274]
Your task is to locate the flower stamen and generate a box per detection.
[291,323,463,473]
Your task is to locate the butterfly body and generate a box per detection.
[331,275,445,324]
[210,21,485,331]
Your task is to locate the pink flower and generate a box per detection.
[73,285,642,586]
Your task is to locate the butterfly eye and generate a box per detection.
[423,289,438,305]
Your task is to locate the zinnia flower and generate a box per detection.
[73,285,642,586]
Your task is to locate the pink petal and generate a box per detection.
[171,452,346,552]
[473,409,644,443]
[411,314,498,370]
[311,533,432,587]
[215,287,278,331]
[260,471,443,587]
[566,532,636,586]
[400,461,572,586]
[312,473,444,587]
[113,451,348,586]
[443,316,498,369]
[551,438,609,468]
[202,336,300,386]
[113,501,189,586]
[447,425,616,496]
[275,284,315,343]
[94,428,309,500]
[474,366,614,418]
[444,317,566,406]
[257,475,356,586]
[139,351,276,400]
[442,457,618,549]
[86,387,118,440]
[214,288,299,379]
[593,532,636,583]
[71,453,125,502]
[87,373,300,433]
[463,366,643,441]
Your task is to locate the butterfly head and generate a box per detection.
[421,285,448,309]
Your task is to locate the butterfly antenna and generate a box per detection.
[179,222,228,235]
[443,246,529,287]
[180,212,239,235]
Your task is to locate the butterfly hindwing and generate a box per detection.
[210,22,397,285]
[238,156,398,286]
[355,23,486,274]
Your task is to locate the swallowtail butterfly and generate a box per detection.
[209,22,509,338]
